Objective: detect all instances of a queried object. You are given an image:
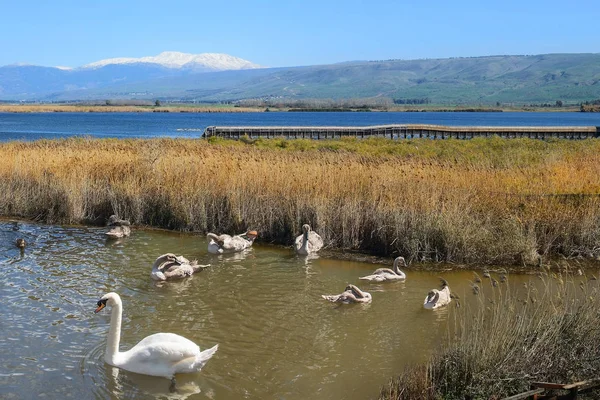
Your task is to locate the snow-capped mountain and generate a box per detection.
[0,51,263,99]
[83,51,261,71]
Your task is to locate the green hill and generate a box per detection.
[38,53,600,104]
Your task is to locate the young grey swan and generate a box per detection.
[105,215,131,239]
[359,256,407,282]
[94,292,218,392]
[322,284,372,304]
[150,253,210,281]
[295,224,323,255]
[207,230,257,254]
[423,278,452,310]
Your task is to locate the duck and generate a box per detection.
[359,256,407,282]
[15,238,26,249]
[295,224,324,255]
[94,292,218,391]
[150,253,210,281]
[321,284,372,304]
[423,278,452,310]
[207,230,257,254]
[105,215,131,239]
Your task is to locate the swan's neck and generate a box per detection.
[151,258,165,271]
[350,285,365,298]
[106,301,122,364]
[152,258,173,272]
[301,231,309,251]
[393,260,403,276]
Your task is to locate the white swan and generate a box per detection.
[94,292,218,390]
[321,284,372,304]
[207,230,257,254]
[359,256,407,282]
[295,224,323,255]
[423,279,452,310]
[151,253,210,281]
[105,215,131,239]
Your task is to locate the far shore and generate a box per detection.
[0,103,589,113]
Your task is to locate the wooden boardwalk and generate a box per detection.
[502,378,600,399]
[203,124,600,140]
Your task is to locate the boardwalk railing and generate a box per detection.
[203,124,600,140]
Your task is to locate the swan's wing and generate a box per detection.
[372,268,396,275]
[173,344,218,373]
[360,268,402,281]
[134,333,198,348]
[294,234,304,249]
[175,255,191,264]
[208,234,232,246]
[126,333,200,364]
[106,226,126,238]
[223,236,251,252]
[339,291,358,303]
[157,261,180,271]
[308,232,324,251]
[359,274,384,282]
[438,289,452,306]
[163,265,193,279]
[322,290,357,303]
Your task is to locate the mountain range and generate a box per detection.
[1,52,600,104]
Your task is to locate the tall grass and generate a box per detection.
[1,136,599,265]
[380,274,600,399]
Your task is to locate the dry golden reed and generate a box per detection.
[0,136,599,265]
[380,275,600,399]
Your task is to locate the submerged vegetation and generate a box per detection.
[379,274,600,399]
[1,136,599,266]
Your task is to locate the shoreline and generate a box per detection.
[3,216,594,273]
[0,104,585,113]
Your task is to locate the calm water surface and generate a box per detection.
[0,220,578,399]
[2,112,600,141]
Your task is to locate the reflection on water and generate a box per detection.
[1,220,594,399]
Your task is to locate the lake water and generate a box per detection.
[1,112,600,141]
[1,220,588,400]
[1,113,598,399]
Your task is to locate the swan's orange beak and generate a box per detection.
[95,302,106,313]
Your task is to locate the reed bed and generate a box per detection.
[379,274,600,399]
[1,136,599,265]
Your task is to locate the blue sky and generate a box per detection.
[1,0,599,68]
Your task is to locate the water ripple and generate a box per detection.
[0,220,510,399]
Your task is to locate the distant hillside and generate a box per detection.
[0,51,261,100]
[2,53,600,104]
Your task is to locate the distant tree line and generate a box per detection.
[581,99,600,106]
[236,97,395,109]
[393,98,431,105]
[580,99,600,112]
[525,101,564,108]
[104,99,155,106]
